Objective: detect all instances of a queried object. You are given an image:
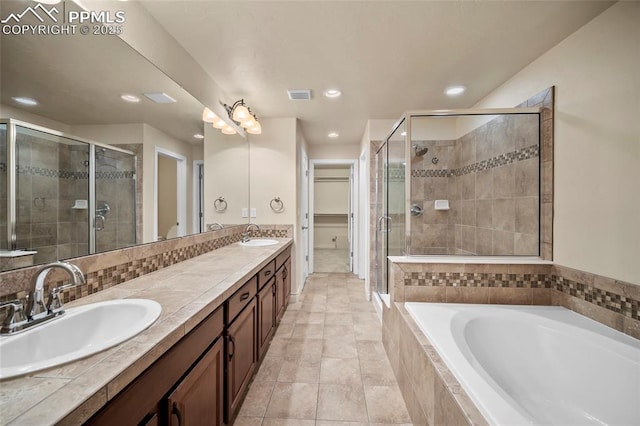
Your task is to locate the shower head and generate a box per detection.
[413,145,429,157]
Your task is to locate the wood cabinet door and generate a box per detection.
[225,298,257,422]
[257,278,276,359]
[283,259,291,306]
[275,267,286,322]
[167,338,224,426]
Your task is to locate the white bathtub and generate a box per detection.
[404,303,640,426]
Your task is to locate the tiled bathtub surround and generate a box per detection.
[0,224,293,304]
[384,259,639,425]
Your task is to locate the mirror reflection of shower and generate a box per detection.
[413,144,429,157]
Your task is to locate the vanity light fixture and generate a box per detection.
[222,99,262,135]
[120,94,141,103]
[328,132,339,139]
[12,97,38,106]
[324,89,342,98]
[221,125,237,135]
[202,107,217,123]
[445,85,467,96]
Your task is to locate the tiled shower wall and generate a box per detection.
[15,133,90,264]
[410,114,540,256]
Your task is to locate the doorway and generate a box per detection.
[309,159,359,275]
[154,148,187,241]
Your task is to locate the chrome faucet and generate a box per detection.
[208,222,224,231]
[1,261,85,334]
[242,223,260,243]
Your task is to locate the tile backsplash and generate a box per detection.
[0,224,292,304]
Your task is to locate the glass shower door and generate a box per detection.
[375,120,406,297]
[94,146,136,253]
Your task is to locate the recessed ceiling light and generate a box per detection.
[324,89,342,98]
[121,94,140,103]
[193,134,204,140]
[445,85,467,96]
[328,132,339,139]
[12,97,38,106]
[400,131,407,136]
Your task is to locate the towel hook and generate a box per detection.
[214,196,227,212]
[270,197,284,213]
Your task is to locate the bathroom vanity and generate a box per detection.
[0,239,292,426]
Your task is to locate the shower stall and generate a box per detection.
[375,108,542,295]
[0,119,137,269]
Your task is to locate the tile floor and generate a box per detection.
[233,273,412,425]
[313,249,351,273]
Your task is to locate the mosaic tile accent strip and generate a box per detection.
[403,270,638,321]
[404,272,549,288]
[552,275,638,320]
[0,162,6,173]
[13,165,135,180]
[411,144,539,178]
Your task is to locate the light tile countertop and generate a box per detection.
[0,238,293,425]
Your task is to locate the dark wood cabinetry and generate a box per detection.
[225,297,257,422]
[257,277,276,359]
[167,338,223,426]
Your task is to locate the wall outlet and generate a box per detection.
[242,208,248,218]
[250,208,257,218]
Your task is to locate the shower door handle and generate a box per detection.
[378,216,392,233]
[95,215,105,231]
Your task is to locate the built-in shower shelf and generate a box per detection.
[72,200,88,209]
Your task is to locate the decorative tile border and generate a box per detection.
[0,224,293,304]
[411,144,539,178]
[400,268,639,322]
[10,165,135,180]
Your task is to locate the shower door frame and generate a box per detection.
[401,107,541,255]
[1,118,137,255]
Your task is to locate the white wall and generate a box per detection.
[308,143,360,159]
[71,123,144,144]
[474,2,640,284]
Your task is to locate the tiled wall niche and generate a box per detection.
[384,259,640,425]
[0,225,292,304]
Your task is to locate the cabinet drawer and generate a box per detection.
[276,247,291,270]
[258,260,276,289]
[227,276,257,324]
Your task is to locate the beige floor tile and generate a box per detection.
[320,357,362,386]
[354,323,383,341]
[254,357,284,383]
[316,422,368,426]
[317,384,368,422]
[322,339,358,359]
[356,340,387,360]
[359,357,398,387]
[264,382,319,420]
[291,323,325,339]
[261,419,315,426]
[285,338,323,360]
[238,381,275,417]
[325,312,354,325]
[295,311,325,324]
[232,416,263,425]
[323,324,356,341]
[277,358,321,383]
[364,385,412,424]
[273,322,295,339]
[265,337,290,358]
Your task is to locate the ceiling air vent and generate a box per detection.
[287,89,312,101]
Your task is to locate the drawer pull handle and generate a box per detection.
[240,292,250,301]
[264,270,272,277]
[172,402,183,426]
[228,336,235,359]
[283,267,288,279]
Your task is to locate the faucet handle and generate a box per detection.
[0,299,28,333]
[46,283,77,315]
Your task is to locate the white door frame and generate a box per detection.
[309,159,359,275]
[154,147,187,241]
[192,160,204,234]
[301,151,310,285]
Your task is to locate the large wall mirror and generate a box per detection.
[0,0,249,272]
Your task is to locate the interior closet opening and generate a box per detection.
[309,160,359,274]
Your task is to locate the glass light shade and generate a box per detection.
[232,104,250,122]
[202,107,217,123]
[241,115,257,129]
[221,125,237,135]
[212,118,226,129]
[247,121,262,135]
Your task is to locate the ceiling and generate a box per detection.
[140,0,613,145]
[0,1,613,147]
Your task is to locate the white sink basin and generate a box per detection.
[239,239,279,247]
[0,299,161,380]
